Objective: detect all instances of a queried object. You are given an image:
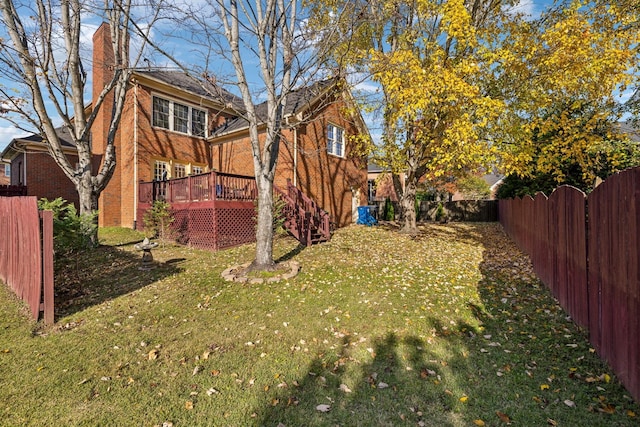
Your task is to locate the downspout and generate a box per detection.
[293,126,297,187]
[133,79,139,229]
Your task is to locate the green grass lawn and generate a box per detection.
[1,223,638,426]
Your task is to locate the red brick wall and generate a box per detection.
[9,151,80,208]
[92,22,123,227]
[292,99,367,227]
[0,164,9,185]
[211,97,368,227]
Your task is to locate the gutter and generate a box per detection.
[133,78,139,228]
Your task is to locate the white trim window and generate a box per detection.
[173,163,187,179]
[191,166,203,175]
[327,123,344,158]
[154,160,169,181]
[152,95,208,137]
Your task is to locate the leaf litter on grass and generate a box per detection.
[0,223,639,426]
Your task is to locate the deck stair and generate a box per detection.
[274,179,331,246]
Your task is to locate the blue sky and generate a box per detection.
[3,0,635,155]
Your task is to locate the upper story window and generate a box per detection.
[192,166,203,175]
[327,123,344,158]
[152,95,208,137]
[3,164,9,177]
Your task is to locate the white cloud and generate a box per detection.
[506,0,542,20]
[0,126,31,153]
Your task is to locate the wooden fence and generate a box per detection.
[0,197,54,324]
[499,167,640,402]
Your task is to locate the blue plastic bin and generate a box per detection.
[357,206,377,226]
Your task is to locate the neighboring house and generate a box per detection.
[619,121,640,142]
[451,173,504,201]
[0,162,9,186]
[1,128,82,206]
[1,23,369,231]
[367,163,404,203]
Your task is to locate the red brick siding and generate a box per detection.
[10,151,80,208]
[0,164,9,185]
[210,97,367,227]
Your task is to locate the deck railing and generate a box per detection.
[139,171,257,204]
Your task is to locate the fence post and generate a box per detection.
[41,210,54,325]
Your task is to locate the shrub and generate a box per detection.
[143,200,174,241]
[435,203,445,222]
[38,198,98,254]
[383,197,395,221]
[254,193,288,236]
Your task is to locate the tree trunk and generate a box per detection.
[252,173,275,270]
[76,170,100,246]
[399,178,418,234]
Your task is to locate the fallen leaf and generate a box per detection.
[496,411,511,423]
[339,383,352,393]
[564,399,576,407]
[148,349,159,360]
[459,395,468,403]
[206,388,219,396]
[540,384,550,390]
[599,404,616,414]
[185,401,193,410]
[473,420,485,426]
[547,418,557,426]
[316,404,331,412]
[378,382,389,389]
[627,410,636,417]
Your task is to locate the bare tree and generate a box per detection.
[148,0,339,270]
[0,0,155,244]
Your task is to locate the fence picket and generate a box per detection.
[0,197,54,324]
[499,169,640,403]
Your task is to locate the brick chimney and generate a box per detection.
[91,22,115,156]
[92,22,125,227]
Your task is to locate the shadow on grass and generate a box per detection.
[256,223,640,426]
[53,245,182,320]
[256,326,475,426]
[275,243,306,263]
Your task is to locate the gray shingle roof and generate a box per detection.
[211,78,339,136]
[618,121,640,142]
[14,126,76,148]
[1,125,76,159]
[134,70,245,111]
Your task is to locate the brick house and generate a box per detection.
[2,23,368,232]
[1,127,82,207]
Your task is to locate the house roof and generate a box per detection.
[133,69,245,111]
[367,162,386,173]
[1,126,76,159]
[619,121,640,142]
[482,173,504,188]
[211,78,340,137]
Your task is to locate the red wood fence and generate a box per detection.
[0,197,54,324]
[499,168,640,402]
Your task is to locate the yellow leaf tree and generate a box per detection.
[494,1,640,188]
[309,0,508,233]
